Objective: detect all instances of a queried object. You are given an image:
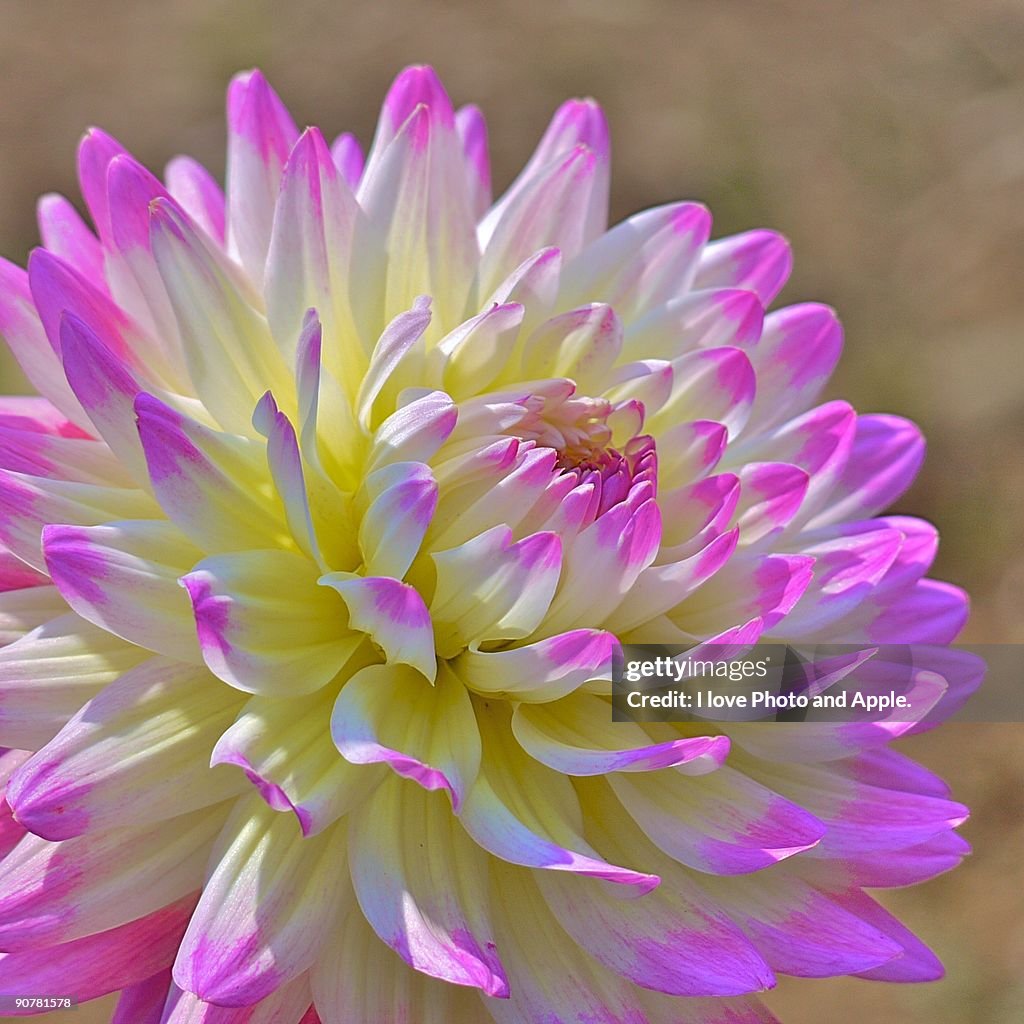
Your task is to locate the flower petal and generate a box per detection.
[174,795,347,1007]
[318,574,436,682]
[453,628,615,703]
[43,520,203,660]
[610,765,826,874]
[150,198,293,435]
[430,526,562,657]
[0,804,226,948]
[311,902,492,1024]
[213,685,383,837]
[183,550,355,697]
[225,70,299,282]
[0,896,197,1009]
[0,613,146,749]
[331,662,479,809]
[7,657,244,839]
[347,774,508,997]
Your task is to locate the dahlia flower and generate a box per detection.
[0,66,979,1023]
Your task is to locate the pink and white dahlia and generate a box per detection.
[0,66,976,1023]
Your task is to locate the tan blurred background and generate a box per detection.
[1,0,1022,1021]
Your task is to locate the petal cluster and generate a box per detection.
[0,66,978,1023]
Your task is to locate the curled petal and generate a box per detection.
[513,693,729,775]
[183,550,356,697]
[331,662,479,810]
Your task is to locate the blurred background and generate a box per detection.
[0,0,1022,1020]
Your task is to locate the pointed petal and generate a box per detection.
[809,414,925,527]
[694,230,793,304]
[36,193,105,285]
[7,658,244,839]
[311,903,491,1024]
[265,128,362,372]
[358,462,437,579]
[42,520,202,660]
[455,104,491,218]
[165,156,227,244]
[430,526,562,657]
[610,766,826,874]
[135,393,289,552]
[514,694,729,775]
[150,198,293,435]
[0,804,226,948]
[746,304,843,431]
[0,614,146,749]
[460,710,658,892]
[0,258,90,430]
[453,628,615,703]
[225,70,299,281]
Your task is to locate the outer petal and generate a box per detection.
[487,862,767,1024]
[0,614,147,749]
[112,969,172,1024]
[0,465,156,572]
[745,304,843,432]
[609,765,826,874]
[150,199,293,435]
[748,757,968,857]
[477,145,598,298]
[174,795,347,1007]
[225,70,299,281]
[135,393,289,553]
[43,520,203,661]
[311,903,492,1024]
[59,312,150,484]
[455,104,491,220]
[0,585,67,646]
[0,896,197,1011]
[265,128,362,373]
[513,694,730,776]
[694,229,793,304]
[347,775,509,997]
[0,804,226,948]
[36,192,105,285]
[542,783,775,997]
[808,414,925,527]
[560,202,712,320]
[0,258,90,430]
[160,975,314,1024]
[165,155,227,243]
[358,71,477,330]
[7,658,244,840]
[699,870,903,978]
